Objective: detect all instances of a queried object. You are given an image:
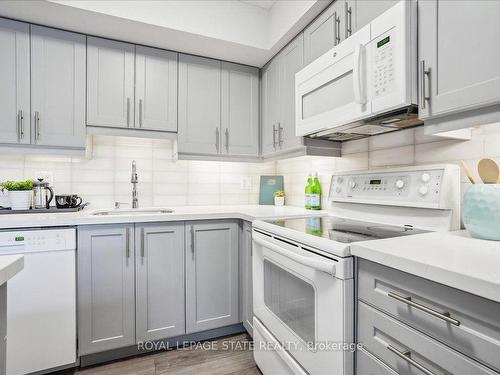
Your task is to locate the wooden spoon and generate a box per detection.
[461,160,477,184]
[478,158,500,184]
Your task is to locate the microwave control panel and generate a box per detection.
[329,169,444,205]
[372,30,395,98]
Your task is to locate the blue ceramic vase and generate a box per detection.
[463,185,500,240]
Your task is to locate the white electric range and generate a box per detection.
[252,164,461,375]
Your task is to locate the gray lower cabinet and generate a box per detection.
[178,54,222,156]
[0,18,30,145]
[30,25,86,148]
[87,37,135,128]
[185,221,239,333]
[239,221,253,336]
[221,62,259,156]
[77,225,135,355]
[419,0,500,120]
[135,223,185,342]
[135,46,178,132]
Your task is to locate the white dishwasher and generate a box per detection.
[0,228,77,375]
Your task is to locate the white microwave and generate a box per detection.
[295,0,418,141]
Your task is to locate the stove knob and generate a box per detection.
[349,179,356,189]
[421,173,431,183]
[419,185,429,196]
[337,177,343,184]
[335,187,342,194]
[395,179,405,189]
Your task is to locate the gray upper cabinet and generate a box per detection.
[185,221,239,333]
[278,33,304,152]
[221,62,259,156]
[77,225,135,355]
[135,46,178,132]
[356,0,399,30]
[240,221,253,336]
[87,37,135,128]
[304,1,342,65]
[261,59,280,156]
[0,18,30,145]
[135,223,185,342]
[31,25,86,148]
[419,0,500,120]
[178,54,222,155]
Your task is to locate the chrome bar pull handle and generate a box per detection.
[345,2,352,37]
[272,124,277,148]
[278,123,283,147]
[126,97,131,126]
[17,110,24,140]
[190,226,195,259]
[334,12,341,45]
[140,228,145,258]
[125,228,130,259]
[420,60,431,109]
[225,128,229,152]
[34,111,40,141]
[215,127,220,152]
[387,345,437,375]
[139,99,143,128]
[388,291,460,326]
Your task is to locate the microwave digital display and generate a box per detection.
[370,180,382,185]
[377,36,390,48]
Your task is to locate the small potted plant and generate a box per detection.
[274,190,285,206]
[0,180,33,210]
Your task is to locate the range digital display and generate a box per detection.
[377,36,390,48]
[370,180,382,185]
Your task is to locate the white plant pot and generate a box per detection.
[9,191,32,210]
[274,196,285,206]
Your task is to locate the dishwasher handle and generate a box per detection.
[253,234,336,276]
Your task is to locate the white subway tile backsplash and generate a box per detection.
[370,145,415,168]
[342,138,369,155]
[415,139,484,163]
[369,129,414,151]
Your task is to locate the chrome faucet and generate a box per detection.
[131,160,138,208]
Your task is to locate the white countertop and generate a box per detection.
[0,205,324,229]
[351,230,500,303]
[0,255,24,286]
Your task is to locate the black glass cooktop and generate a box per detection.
[267,216,430,244]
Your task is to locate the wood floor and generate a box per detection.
[63,334,261,375]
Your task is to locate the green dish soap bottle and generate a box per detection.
[311,172,322,210]
[305,173,313,209]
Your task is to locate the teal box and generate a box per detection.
[259,176,284,205]
[463,185,500,241]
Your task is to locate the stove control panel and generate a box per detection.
[329,168,444,205]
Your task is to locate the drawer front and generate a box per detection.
[358,259,500,371]
[357,348,398,375]
[358,301,497,375]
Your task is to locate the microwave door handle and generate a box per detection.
[353,44,367,104]
[253,235,336,276]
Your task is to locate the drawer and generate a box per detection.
[357,348,398,375]
[358,301,498,375]
[358,259,500,371]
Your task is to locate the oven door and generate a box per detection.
[252,230,354,375]
[295,24,372,137]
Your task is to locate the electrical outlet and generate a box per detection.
[240,176,251,190]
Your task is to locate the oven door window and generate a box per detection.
[263,259,315,343]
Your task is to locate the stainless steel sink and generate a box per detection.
[91,208,174,216]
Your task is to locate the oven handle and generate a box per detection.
[253,235,336,276]
[353,44,367,104]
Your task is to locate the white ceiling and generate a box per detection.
[0,0,329,67]
[240,1,278,10]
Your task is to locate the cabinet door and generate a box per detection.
[419,0,500,119]
[87,37,135,128]
[77,225,135,355]
[0,18,30,145]
[178,54,221,155]
[303,1,342,65]
[186,221,239,333]
[261,59,280,156]
[135,223,185,342]
[240,221,253,336]
[135,46,178,132]
[31,26,86,148]
[221,62,259,156]
[356,0,399,30]
[278,33,304,151]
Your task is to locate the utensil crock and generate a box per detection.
[463,184,500,241]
